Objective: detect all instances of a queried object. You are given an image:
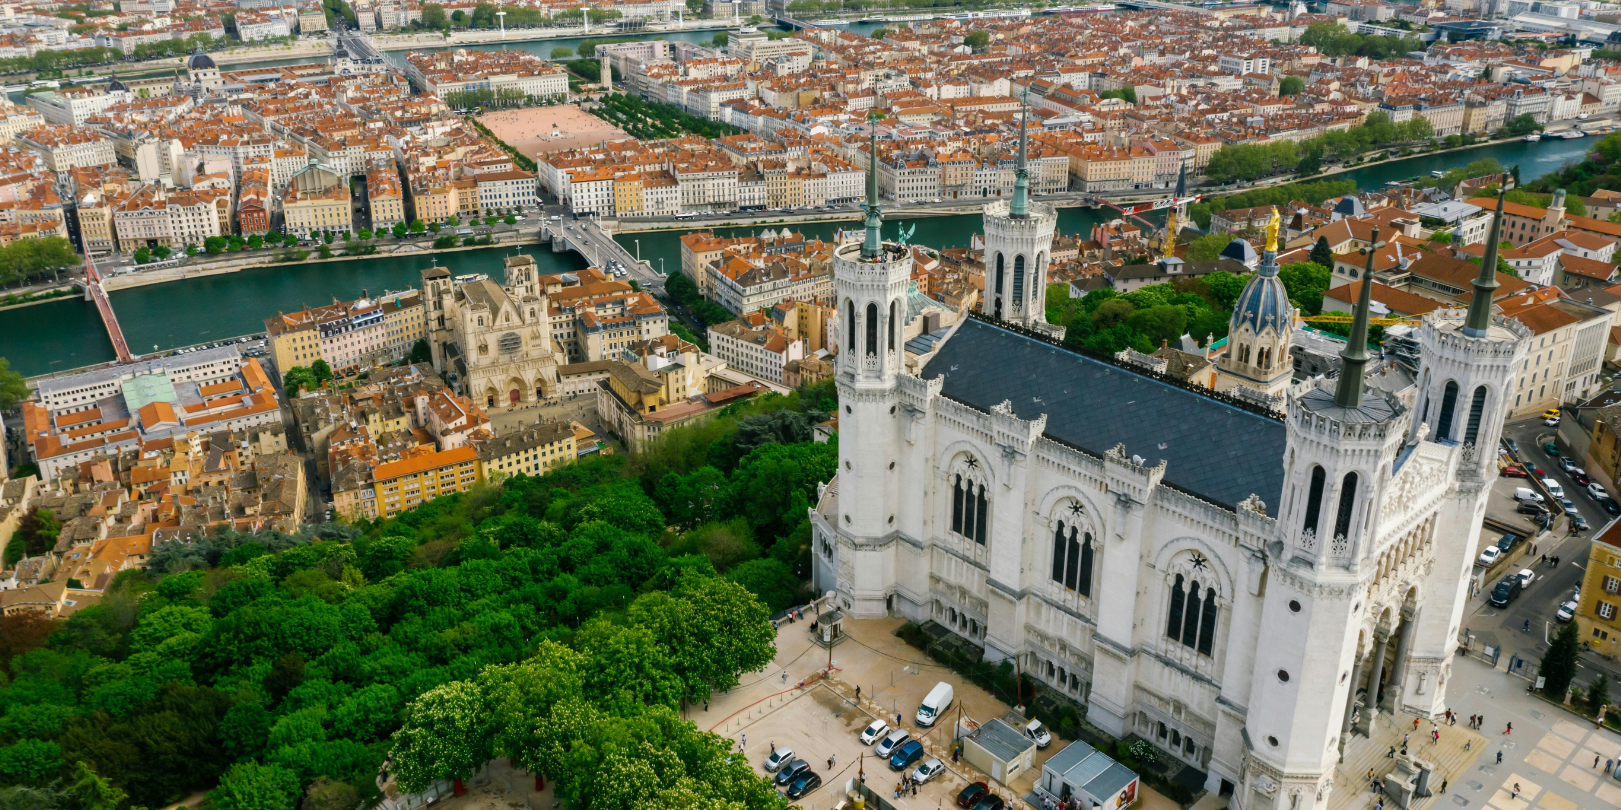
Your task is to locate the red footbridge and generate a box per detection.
[84,253,133,364]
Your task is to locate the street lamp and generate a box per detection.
[496,10,506,38]
[634,238,640,260]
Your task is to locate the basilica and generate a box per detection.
[809,102,1529,810]
[422,255,560,408]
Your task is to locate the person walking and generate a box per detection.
[856,686,861,701]
[1440,779,1447,794]
[1505,722,1512,734]
[1497,751,1504,764]
[740,734,746,751]
[1387,746,1397,759]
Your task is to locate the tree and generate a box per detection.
[392,221,408,239]
[247,234,263,249]
[710,31,728,47]
[0,739,61,784]
[64,762,126,810]
[1184,232,1231,262]
[0,357,26,409]
[963,30,990,52]
[551,46,573,58]
[1503,114,1542,137]
[204,236,227,255]
[409,338,432,364]
[1310,236,1334,268]
[1588,672,1610,716]
[210,762,300,810]
[390,681,493,792]
[1277,261,1332,315]
[282,366,316,393]
[421,2,447,30]
[1540,620,1582,698]
[358,228,372,241]
[1279,75,1304,96]
[132,246,150,264]
[726,558,801,613]
[311,359,333,384]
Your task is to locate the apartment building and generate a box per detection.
[26,86,129,126]
[707,318,805,385]
[404,49,568,100]
[1497,292,1611,417]
[18,125,116,173]
[476,420,576,480]
[474,169,536,215]
[265,290,426,373]
[708,253,834,317]
[372,445,481,518]
[367,163,405,230]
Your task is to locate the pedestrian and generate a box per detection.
[1541,553,1547,564]
[782,672,788,684]
[1525,618,1531,632]
[1465,740,1472,751]
[1401,745,1408,757]
[1606,759,1614,773]
[740,734,746,750]
[912,782,918,796]
[1414,718,1421,730]
[1440,779,1448,794]
[1387,746,1397,759]
[1512,783,1520,800]
[1506,722,1512,734]
[830,754,835,769]
[1497,751,1504,764]
[1404,734,1410,746]
[1367,768,1375,782]
[856,685,862,701]
[770,741,775,754]
[898,713,903,727]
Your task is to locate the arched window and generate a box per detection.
[1063,527,1080,590]
[1435,380,1459,441]
[1013,254,1026,306]
[1166,574,1185,640]
[1197,588,1217,656]
[865,302,878,357]
[952,474,964,534]
[846,302,855,355]
[888,300,896,351]
[1302,464,1326,536]
[1333,471,1358,540]
[1078,532,1094,597]
[1181,579,1202,648]
[974,484,988,545]
[1464,385,1488,444]
[1051,521,1066,583]
[960,478,975,537]
[994,254,1005,319]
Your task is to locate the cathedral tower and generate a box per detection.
[982,89,1061,338]
[833,116,914,618]
[1215,208,1294,406]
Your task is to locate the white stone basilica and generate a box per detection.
[809,123,1531,810]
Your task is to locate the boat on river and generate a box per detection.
[1560,130,1586,139]
[1524,133,1541,142]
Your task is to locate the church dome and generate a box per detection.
[1231,262,1293,336]
[106,74,127,92]
[187,46,216,71]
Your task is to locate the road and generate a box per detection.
[1464,417,1621,687]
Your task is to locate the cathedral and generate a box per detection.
[810,104,1530,810]
[422,255,560,408]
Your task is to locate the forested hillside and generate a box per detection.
[0,382,838,810]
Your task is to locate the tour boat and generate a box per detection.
[1561,130,1585,139]
[1523,133,1541,142]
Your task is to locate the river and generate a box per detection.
[0,127,1596,377]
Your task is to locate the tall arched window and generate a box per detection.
[994,254,1005,319]
[888,300,896,351]
[1051,521,1067,583]
[974,484,988,545]
[1012,254,1026,306]
[1435,380,1459,441]
[865,302,878,357]
[1197,588,1217,656]
[960,478,975,537]
[1302,465,1326,536]
[846,302,855,355]
[1181,579,1203,648]
[1333,471,1359,540]
[1166,574,1186,640]
[1464,385,1488,444]
[952,475,964,534]
[1078,532,1094,597]
[1063,527,1080,590]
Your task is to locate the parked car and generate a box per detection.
[913,758,946,784]
[1545,442,1561,456]
[957,782,991,808]
[1557,600,1579,622]
[1517,568,1536,588]
[1606,499,1621,516]
[1489,575,1523,608]
[1533,467,1549,478]
[1518,500,1550,516]
[875,728,910,758]
[1478,546,1502,566]
[1024,719,1052,749]
[1544,408,1562,420]
[774,759,811,786]
[763,746,794,773]
[1561,496,1578,512]
[1496,533,1520,552]
[1561,457,1577,473]
[1589,483,1609,500]
[1546,417,1561,427]
[860,719,889,745]
[1515,488,1544,503]
[1502,464,1528,478]
[890,740,926,771]
[972,797,1007,810]
[1505,438,1520,454]
[1571,514,1590,533]
[1575,471,1592,486]
[785,771,822,800]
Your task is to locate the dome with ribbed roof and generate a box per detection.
[187,46,216,71]
[1230,255,1293,337]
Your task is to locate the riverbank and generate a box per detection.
[368,19,741,52]
[0,286,75,312]
[101,228,543,292]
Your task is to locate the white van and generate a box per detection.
[916,682,953,727]
[1514,488,1544,503]
[1542,479,1565,499]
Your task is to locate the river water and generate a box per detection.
[0,89,1597,376]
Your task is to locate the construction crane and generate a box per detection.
[1089,193,1205,231]
[1301,313,1420,328]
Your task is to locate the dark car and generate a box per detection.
[957,782,990,808]
[774,759,811,786]
[890,740,926,771]
[785,771,822,800]
[1496,533,1519,552]
[972,797,1007,810]
[1505,438,1519,455]
[1490,575,1523,608]
[1572,514,1591,533]
[1606,499,1620,516]
[1518,501,1551,517]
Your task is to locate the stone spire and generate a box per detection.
[1010,86,1030,219]
[1335,226,1386,408]
[1464,183,1509,338]
[862,113,883,261]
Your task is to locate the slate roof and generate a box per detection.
[921,318,1286,515]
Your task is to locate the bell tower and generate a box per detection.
[981,89,1062,338]
[833,114,914,618]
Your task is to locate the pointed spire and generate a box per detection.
[1335,226,1385,409]
[1010,86,1031,219]
[861,113,884,261]
[1174,163,1187,200]
[1464,182,1509,338]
